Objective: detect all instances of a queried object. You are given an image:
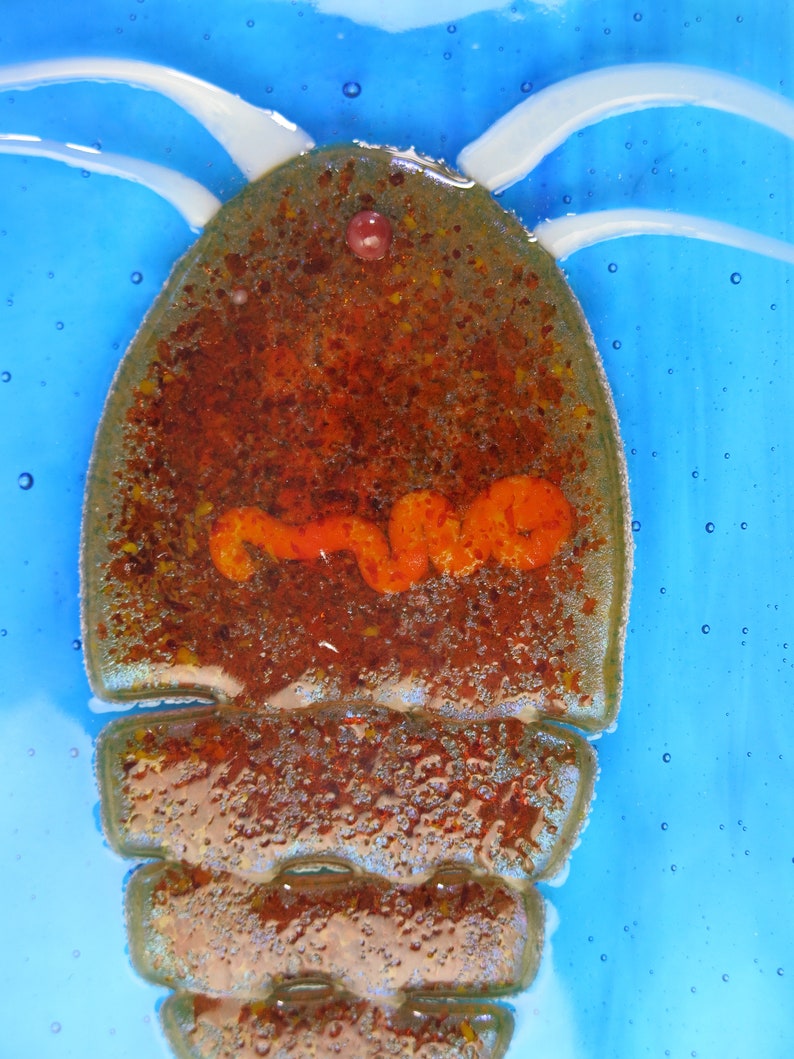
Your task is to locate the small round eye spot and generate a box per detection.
[346,210,393,261]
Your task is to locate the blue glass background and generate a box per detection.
[1,1,792,1056]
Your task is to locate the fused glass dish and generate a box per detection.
[6,5,794,1057]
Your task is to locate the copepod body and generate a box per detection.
[83,145,631,1058]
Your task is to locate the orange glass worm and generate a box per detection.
[209,475,573,593]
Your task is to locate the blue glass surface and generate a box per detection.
[1,2,792,1057]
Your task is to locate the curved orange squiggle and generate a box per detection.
[209,475,573,594]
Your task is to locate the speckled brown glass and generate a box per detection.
[84,145,630,1059]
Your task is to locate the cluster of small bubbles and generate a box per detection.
[730,272,742,284]
[612,339,622,349]
[705,521,715,533]
[662,752,671,763]
[130,271,143,285]
[520,81,533,93]
[608,262,618,273]
[342,81,361,98]
[55,321,64,330]
[701,624,710,634]
[18,472,34,490]
[1,370,10,382]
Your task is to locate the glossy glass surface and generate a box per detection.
[1,2,792,1057]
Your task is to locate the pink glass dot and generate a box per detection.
[346,210,392,260]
